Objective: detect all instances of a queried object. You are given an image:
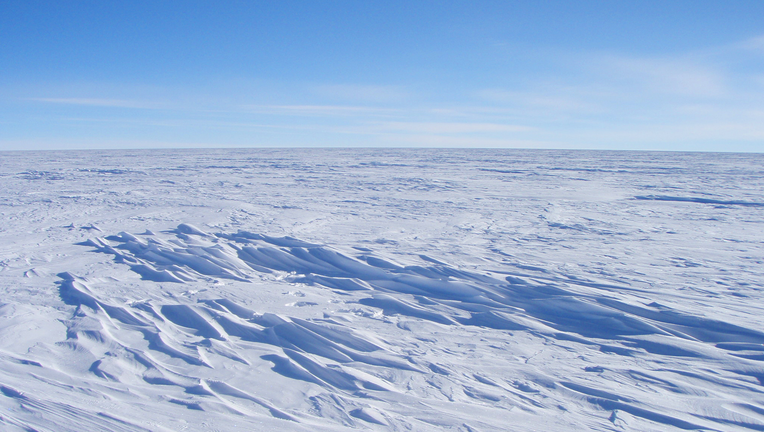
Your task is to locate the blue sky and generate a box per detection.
[2,1,763,151]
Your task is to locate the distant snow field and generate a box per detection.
[1,148,763,431]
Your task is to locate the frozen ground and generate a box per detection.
[1,148,763,431]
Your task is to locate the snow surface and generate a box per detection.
[1,148,764,431]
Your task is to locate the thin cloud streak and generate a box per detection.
[378,122,533,134]
[26,97,168,109]
[594,56,727,98]
[241,104,400,117]
[384,134,557,149]
[312,84,410,103]
[54,116,332,131]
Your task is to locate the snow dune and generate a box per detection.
[1,149,763,431]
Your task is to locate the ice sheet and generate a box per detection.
[1,148,763,431]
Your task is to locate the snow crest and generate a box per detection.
[35,224,764,430]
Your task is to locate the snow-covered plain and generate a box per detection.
[1,148,763,431]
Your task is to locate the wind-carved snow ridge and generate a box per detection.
[48,223,764,431]
[634,195,764,208]
[82,223,764,347]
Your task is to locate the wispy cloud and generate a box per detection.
[384,134,555,148]
[475,89,600,113]
[0,138,217,151]
[240,104,399,117]
[468,34,764,148]
[378,121,533,134]
[734,34,764,54]
[10,33,764,151]
[593,55,727,98]
[564,121,764,147]
[25,97,167,109]
[312,84,410,103]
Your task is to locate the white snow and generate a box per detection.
[1,148,763,431]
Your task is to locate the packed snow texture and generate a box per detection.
[1,148,763,431]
